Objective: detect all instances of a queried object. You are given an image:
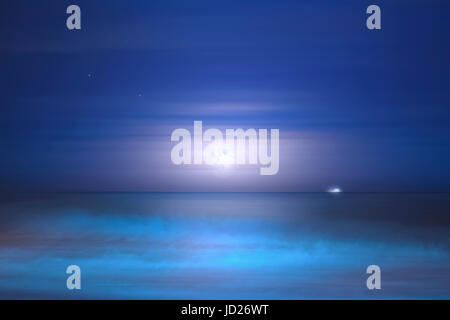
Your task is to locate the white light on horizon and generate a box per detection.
[328,187,342,193]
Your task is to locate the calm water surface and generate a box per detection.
[0,193,449,299]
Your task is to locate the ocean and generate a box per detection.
[0,193,449,299]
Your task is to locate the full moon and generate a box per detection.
[203,142,235,166]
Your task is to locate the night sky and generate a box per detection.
[1,0,450,192]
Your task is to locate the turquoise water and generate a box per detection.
[0,193,449,299]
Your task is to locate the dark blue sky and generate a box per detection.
[1,0,450,192]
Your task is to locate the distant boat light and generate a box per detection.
[328,187,342,193]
